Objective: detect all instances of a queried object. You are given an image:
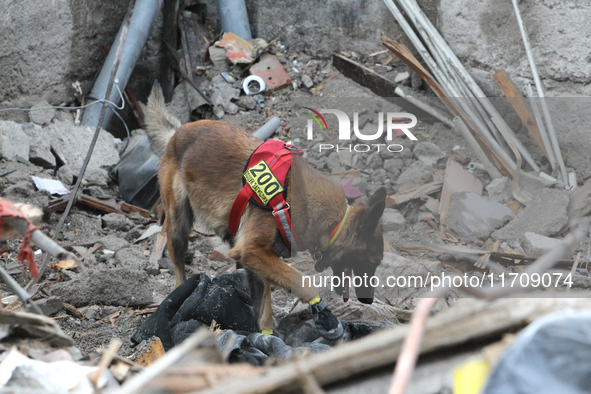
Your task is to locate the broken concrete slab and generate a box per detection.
[45,120,119,172]
[209,83,240,107]
[49,268,153,307]
[381,208,406,232]
[101,213,134,232]
[520,232,562,258]
[395,160,434,186]
[492,187,570,241]
[35,296,64,317]
[29,100,56,125]
[21,123,56,167]
[447,191,515,242]
[486,176,513,204]
[0,121,30,162]
[114,247,146,268]
[99,234,130,252]
[413,142,446,166]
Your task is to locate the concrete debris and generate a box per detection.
[395,161,434,187]
[236,95,257,110]
[29,100,56,125]
[440,158,484,230]
[49,268,153,307]
[35,296,64,317]
[520,232,562,258]
[301,74,314,88]
[447,191,515,242]
[210,83,240,108]
[394,71,410,83]
[492,187,570,241]
[486,177,513,204]
[413,142,446,166]
[381,208,406,232]
[101,213,134,232]
[0,121,30,162]
[99,234,130,252]
[21,123,55,167]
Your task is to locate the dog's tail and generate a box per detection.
[145,81,182,157]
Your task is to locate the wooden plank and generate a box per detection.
[197,297,591,394]
[78,195,129,217]
[493,70,550,159]
[121,202,151,218]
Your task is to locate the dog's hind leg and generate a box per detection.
[164,196,194,287]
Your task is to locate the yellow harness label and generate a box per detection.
[244,160,284,205]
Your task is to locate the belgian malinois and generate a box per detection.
[145,83,386,339]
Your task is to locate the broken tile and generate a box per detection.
[250,53,292,92]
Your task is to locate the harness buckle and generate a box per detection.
[313,251,323,261]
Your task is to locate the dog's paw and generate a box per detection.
[309,299,345,340]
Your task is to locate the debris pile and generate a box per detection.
[0,0,589,392]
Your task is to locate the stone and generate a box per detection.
[29,100,56,125]
[381,208,406,232]
[394,71,410,83]
[35,296,63,316]
[413,142,446,166]
[115,247,147,268]
[301,74,314,88]
[209,83,240,107]
[213,105,225,119]
[211,244,233,262]
[21,123,56,167]
[395,161,434,185]
[486,177,513,204]
[102,213,134,232]
[447,191,515,242]
[56,165,74,186]
[0,121,30,162]
[520,232,562,258]
[99,235,130,252]
[45,120,119,173]
[49,268,153,307]
[222,101,240,115]
[236,96,257,110]
[82,168,109,187]
[83,305,101,320]
[492,188,570,241]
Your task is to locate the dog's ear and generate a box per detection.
[363,187,386,233]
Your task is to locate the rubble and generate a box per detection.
[28,100,55,125]
[101,213,134,232]
[413,142,446,166]
[520,232,562,258]
[447,191,515,242]
[0,121,30,162]
[49,268,153,307]
[381,208,406,232]
[486,176,513,204]
[492,188,569,241]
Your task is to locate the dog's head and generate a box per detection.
[314,187,387,304]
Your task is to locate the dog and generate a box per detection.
[145,82,386,339]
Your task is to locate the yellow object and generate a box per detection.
[453,358,489,394]
[243,160,284,205]
[136,339,165,367]
[261,329,273,335]
[308,296,321,306]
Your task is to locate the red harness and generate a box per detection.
[228,140,305,250]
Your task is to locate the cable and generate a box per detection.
[0,82,126,113]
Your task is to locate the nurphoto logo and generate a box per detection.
[304,107,418,153]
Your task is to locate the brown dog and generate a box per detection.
[145,83,386,339]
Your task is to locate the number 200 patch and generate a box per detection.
[244,160,284,205]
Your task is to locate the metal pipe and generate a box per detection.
[525,84,557,170]
[0,265,43,314]
[382,0,513,174]
[253,117,281,140]
[400,0,540,172]
[511,0,567,184]
[81,0,163,129]
[217,0,252,40]
[454,117,502,179]
[394,87,454,128]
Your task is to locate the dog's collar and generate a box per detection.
[312,205,352,261]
